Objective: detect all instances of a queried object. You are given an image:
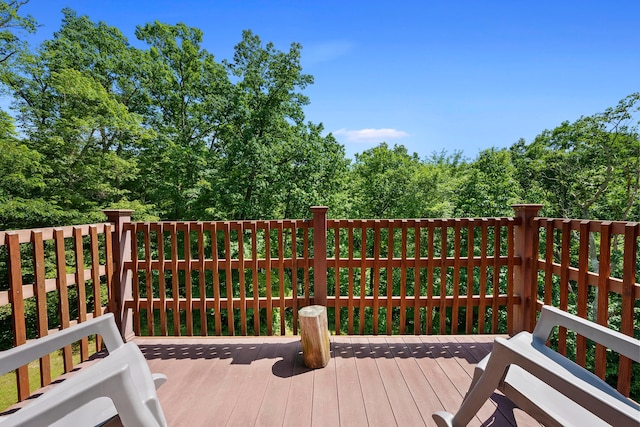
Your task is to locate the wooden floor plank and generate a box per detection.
[226,340,284,426]
[368,336,425,426]
[454,334,496,362]
[402,336,468,415]
[140,340,238,426]
[387,337,446,424]
[311,337,340,427]
[333,337,368,427]
[351,337,397,427]
[255,339,298,426]
[282,344,314,427]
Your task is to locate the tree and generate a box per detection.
[134,21,230,219]
[453,148,522,217]
[348,143,425,218]
[0,110,65,229]
[511,93,640,220]
[418,150,464,218]
[2,9,151,222]
[210,30,344,220]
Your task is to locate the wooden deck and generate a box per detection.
[129,335,540,427]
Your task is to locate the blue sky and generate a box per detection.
[16,0,640,159]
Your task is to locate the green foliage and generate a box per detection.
[454,148,522,217]
[510,93,640,220]
[0,0,36,68]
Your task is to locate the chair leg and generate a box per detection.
[433,338,512,427]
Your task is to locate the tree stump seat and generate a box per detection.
[298,305,331,369]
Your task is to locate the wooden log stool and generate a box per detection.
[298,305,331,368]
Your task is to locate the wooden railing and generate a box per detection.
[325,217,518,335]
[531,217,640,395]
[123,218,313,337]
[0,222,114,401]
[1,204,638,403]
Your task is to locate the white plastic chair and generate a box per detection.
[0,314,167,427]
[433,305,640,427]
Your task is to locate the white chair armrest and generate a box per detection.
[0,313,123,377]
[533,306,640,362]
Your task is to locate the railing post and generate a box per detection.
[311,206,328,306]
[103,209,134,341]
[512,204,543,333]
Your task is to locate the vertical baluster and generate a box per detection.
[73,227,88,360]
[506,218,515,335]
[32,231,51,385]
[386,221,393,335]
[251,222,260,336]
[359,224,367,334]
[54,228,73,371]
[184,223,193,336]
[491,222,501,333]
[157,223,168,336]
[265,222,272,335]
[291,221,299,335]
[197,222,207,336]
[348,223,355,335]
[576,221,590,367]
[7,232,29,399]
[334,222,341,334]
[439,222,448,333]
[452,219,461,333]
[413,221,422,335]
[278,221,285,335]
[465,221,475,334]
[558,219,571,356]
[595,222,612,379]
[426,220,435,334]
[478,220,488,333]
[303,223,310,307]
[617,223,638,394]
[373,221,381,335]
[238,222,247,336]
[131,224,141,336]
[399,221,408,334]
[89,226,102,349]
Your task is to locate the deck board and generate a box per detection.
[385,337,445,423]
[351,337,398,426]
[369,336,425,425]
[334,338,368,427]
[282,344,314,427]
[129,334,540,426]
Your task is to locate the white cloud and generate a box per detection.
[333,128,410,143]
[304,41,354,65]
